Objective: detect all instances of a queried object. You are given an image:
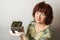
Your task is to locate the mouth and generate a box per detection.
[37,19,41,21]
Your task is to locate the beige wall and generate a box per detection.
[0,0,60,40]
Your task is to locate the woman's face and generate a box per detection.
[34,11,46,24]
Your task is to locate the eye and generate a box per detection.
[41,14,45,16]
[36,12,39,14]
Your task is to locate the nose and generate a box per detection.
[38,13,41,18]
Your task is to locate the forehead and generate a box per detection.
[35,11,45,14]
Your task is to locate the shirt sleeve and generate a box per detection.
[24,23,32,40]
[25,21,35,40]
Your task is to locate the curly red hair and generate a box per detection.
[32,1,53,25]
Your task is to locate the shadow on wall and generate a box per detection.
[52,9,60,40]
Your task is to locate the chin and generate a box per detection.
[36,21,41,23]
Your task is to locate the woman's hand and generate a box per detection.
[9,29,24,36]
[9,26,25,37]
[20,33,27,40]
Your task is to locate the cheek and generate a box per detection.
[35,14,38,19]
[34,16,39,22]
[35,15,38,19]
[41,17,46,21]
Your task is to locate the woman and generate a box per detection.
[20,1,54,40]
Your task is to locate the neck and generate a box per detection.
[36,22,46,27]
